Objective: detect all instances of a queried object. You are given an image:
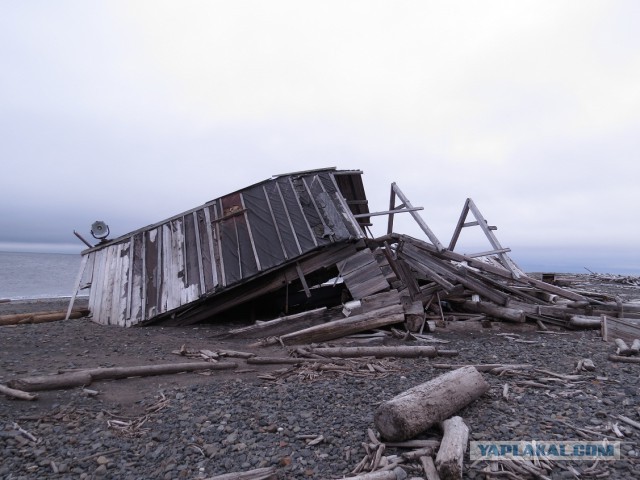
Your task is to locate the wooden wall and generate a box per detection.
[80,170,365,326]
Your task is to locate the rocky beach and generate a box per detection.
[1,276,640,479]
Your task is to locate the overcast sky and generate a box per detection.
[1,1,638,273]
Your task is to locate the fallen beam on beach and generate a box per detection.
[0,309,89,326]
[7,361,238,392]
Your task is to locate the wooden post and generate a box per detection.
[306,346,440,358]
[374,366,489,441]
[435,416,469,480]
[391,183,444,251]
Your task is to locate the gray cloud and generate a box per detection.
[1,1,639,273]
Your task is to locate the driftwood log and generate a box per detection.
[8,362,237,392]
[435,416,469,480]
[404,300,426,332]
[374,366,489,441]
[340,467,408,480]
[569,315,601,329]
[267,305,405,345]
[204,466,277,479]
[614,338,640,356]
[420,455,440,480]
[0,384,38,401]
[432,363,532,372]
[460,301,525,323]
[306,346,440,358]
[225,308,331,339]
[608,354,640,364]
[246,357,338,365]
[0,309,89,326]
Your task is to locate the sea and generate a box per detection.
[0,251,86,300]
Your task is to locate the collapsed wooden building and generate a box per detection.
[68,167,640,333]
[70,168,382,327]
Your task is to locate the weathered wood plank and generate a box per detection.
[226,307,336,339]
[360,289,401,312]
[275,304,405,345]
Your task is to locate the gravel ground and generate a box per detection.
[1,279,640,479]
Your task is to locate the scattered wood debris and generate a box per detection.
[7,361,238,392]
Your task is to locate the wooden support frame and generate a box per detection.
[448,198,522,278]
[387,183,445,251]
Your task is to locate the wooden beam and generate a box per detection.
[391,183,444,251]
[354,207,423,218]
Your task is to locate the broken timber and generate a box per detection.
[67,166,622,335]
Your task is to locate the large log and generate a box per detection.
[205,466,277,480]
[306,346,439,358]
[404,300,426,332]
[435,416,469,480]
[275,305,405,345]
[8,362,237,392]
[460,300,525,323]
[569,315,601,329]
[340,467,408,480]
[0,309,89,326]
[8,371,93,391]
[374,366,489,441]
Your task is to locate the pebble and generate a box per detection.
[2,314,640,479]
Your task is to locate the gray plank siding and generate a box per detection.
[267,181,303,258]
[196,209,216,294]
[183,213,203,297]
[306,174,351,241]
[144,228,160,320]
[278,177,318,250]
[129,232,145,325]
[243,186,288,270]
[320,172,364,237]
